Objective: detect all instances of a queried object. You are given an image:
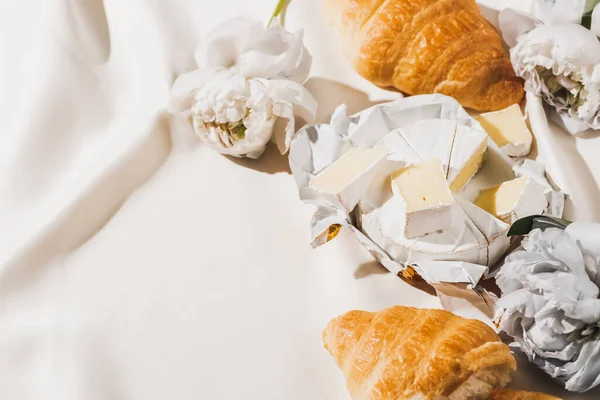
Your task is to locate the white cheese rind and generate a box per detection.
[358,198,488,266]
[381,130,422,165]
[401,205,453,239]
[398,119,457,176]
[505,178,548,223]
[448,125,488,193]
[390,159,454,238]
[474,177,548,225]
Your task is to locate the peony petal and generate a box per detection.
[265,79,317,154]
[237,26,311,83]
[497,219,600,391]
[543,0,587,25]
[528,321,568,351]
[195,18,311,83]
[592,5,600,37]
[499,8,540,47]
[561,298,600,324]
[168,68,221,114]
[497,289,546,318]
[565,340,600,391]
[266,79,317,123]
[194,18,259,69]
[566,222,600,256]
[270,100,294,154]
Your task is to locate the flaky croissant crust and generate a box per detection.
[323,306,517,399]
[325,0,524,111]
[489,389,563,400]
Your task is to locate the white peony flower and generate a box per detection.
[499,9,600,134]
[195,18,311,84]
[168,18,316,159]
[496,222,600,392]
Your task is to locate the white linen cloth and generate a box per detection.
[0,0,599,399]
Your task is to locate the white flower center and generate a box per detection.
[189,72,277,153]
[192,73,250,139]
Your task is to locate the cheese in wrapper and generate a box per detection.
[290,94,565,322]
[477,104,533,157]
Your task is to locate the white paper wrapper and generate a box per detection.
[290,94,563,321]
[168,18,317,158]
[496,222,600,392]
[499,8,600,134]
[513,159,566,218]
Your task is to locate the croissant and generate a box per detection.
[324,0,524,111]
[489,389,562,400]
[322,306,516,399]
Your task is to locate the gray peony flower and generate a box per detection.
[496,222,600,392]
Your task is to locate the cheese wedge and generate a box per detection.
[381,130,422,165]
[399,119,456,176]
[360,199,488,266]
[390,158,453,238]
[474,177,548,224]
[311,146,389,210]
[448,125,488,193]
[477,104,533,157]
[455,195,510,266]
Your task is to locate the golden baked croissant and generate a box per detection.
[322,306,516,399]
[324,0,524,111]
[489,389,562,400]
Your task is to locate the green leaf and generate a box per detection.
[507,215,573,237]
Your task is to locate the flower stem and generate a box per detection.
[582,0,600,29]
[268,0,290,27]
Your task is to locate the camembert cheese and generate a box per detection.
[390,158,453,238]
[474,176,548,224]
[399,119,456,176]
[476,104,533,157]
[310,146,389,210]
[447,125,488,193]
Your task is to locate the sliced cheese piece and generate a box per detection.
[455,194,510,267]
[359,199,488,266]
[310,146,389,210]
[474,177,548,224]
[448,125,488,193]
[477,104,533,157]
[399,119,456,176]
[390,158,453,238]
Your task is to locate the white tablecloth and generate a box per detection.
[1,0,599,398]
